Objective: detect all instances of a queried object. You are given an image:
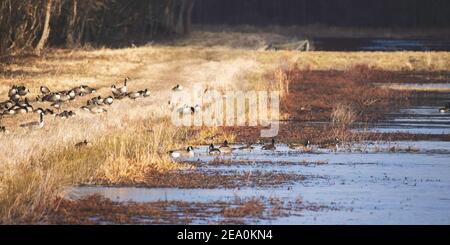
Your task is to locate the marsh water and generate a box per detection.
[70,91,450,224]
[313,38,450,51]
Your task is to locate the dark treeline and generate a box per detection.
[0,0,195,56]
[193,0,450,28]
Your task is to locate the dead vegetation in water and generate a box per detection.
[130,170,308,189]
[47,194,335,224]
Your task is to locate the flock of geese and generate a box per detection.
[169,137,342,158]
[0,77,152,133]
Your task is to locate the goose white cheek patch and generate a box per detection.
[170,84,280,137]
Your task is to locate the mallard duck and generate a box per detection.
[169,146,195,158]
[20,112,44,129]
[208,144,221,155]
[262,138,276,150]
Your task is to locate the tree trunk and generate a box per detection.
[35,0,53,55]
[183,0,195,34]
[175,0,186,34]
[66,0,77,48]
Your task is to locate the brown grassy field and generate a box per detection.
[1,30,450,224]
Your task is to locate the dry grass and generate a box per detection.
[331,103,357,127]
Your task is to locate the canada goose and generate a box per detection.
[44,108,54,115]
[169,146,195,158]
[8,85,18,98]
[56,110,76,119]
[40,86,50,94]
[193,104,201,113]
[179,104,195,115]
[238,143,255,151]
[75,140,92,148]
[81,105,107,114]
[20,112,44,129]
[319,137,341,151]
[5,109,15,115]
[111,85,121,96]
[9,94,20,102]
[219,140,234,154]
[138,89,151,97]
[51,101,63,109]
[0,126,8,134]
[118,77,129,94]
[73,86,85,96]
[262,139,276,150]
[87,96,103,106]
[14,107,27,114]
[59,94,71,102]
[17,98,30,108]
[103,96,114,105]
[208,144,221,155]
[1,100,14,109]
[127,91,141,100]
[81,85,96,94]
[172,84,183,91]
[17,86,28,96]
[34,108,45,114]
[288,139,311,150]
[67,89,76,99]
[439,103,450,113]
[35,108,54,115]
[42,93,61,102]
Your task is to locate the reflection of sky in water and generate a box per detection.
[361,106,450,134]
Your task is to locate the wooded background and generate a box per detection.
[1,0,449,56]
[0,0,195,56]
[192,0,450,28]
